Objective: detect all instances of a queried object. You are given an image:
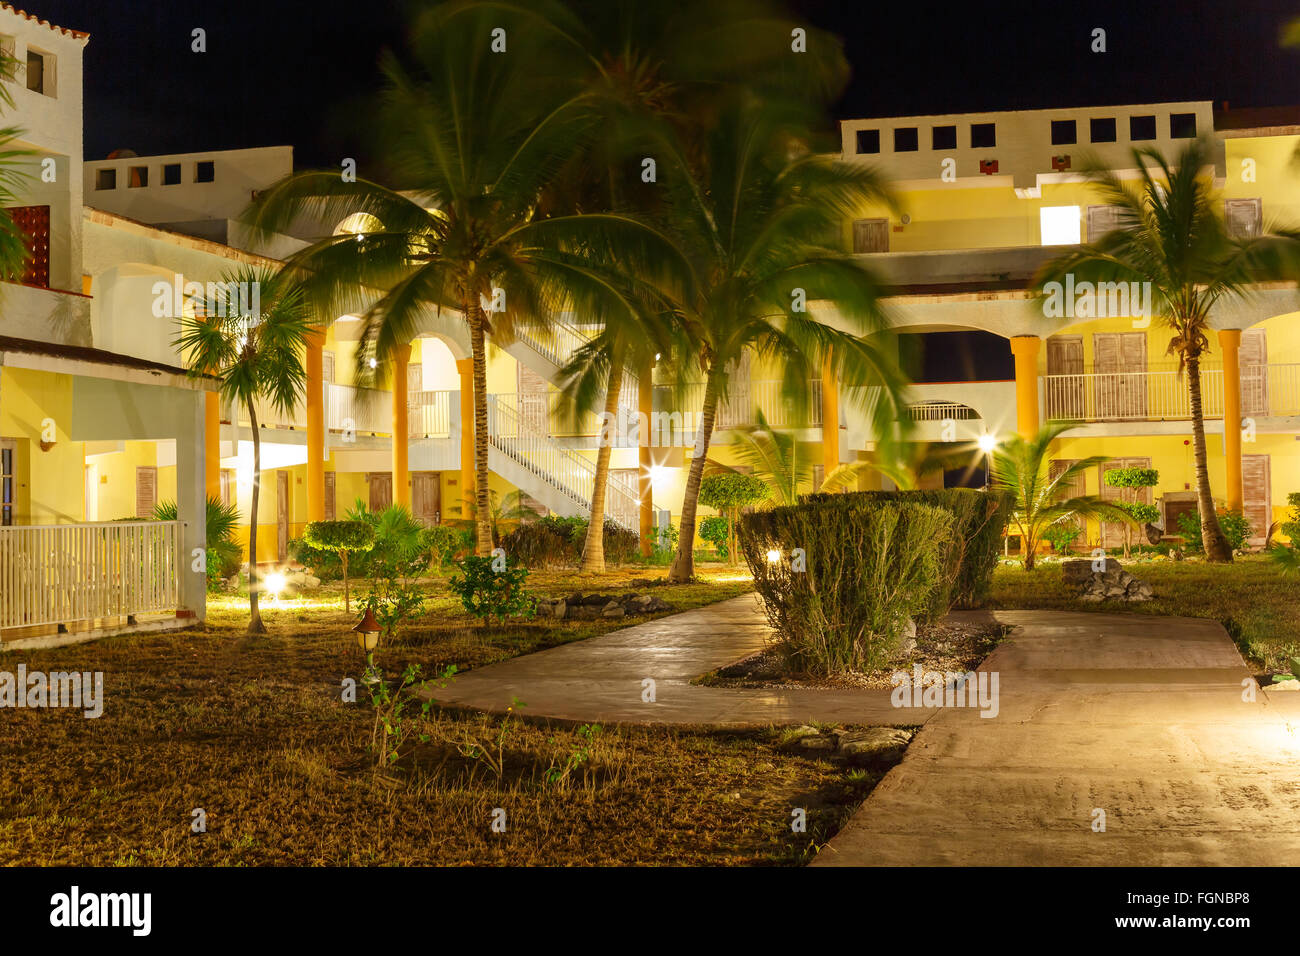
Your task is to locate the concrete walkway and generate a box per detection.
[429,594,1300,865]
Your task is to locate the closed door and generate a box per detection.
[324,471,336,521]
[135,466,157,518]
[1098,456,1151,548]
[1163,496,1199,541]
[1086,205,1123,241]
[1046,335,1084,420]
[412,472,440,525]
[368,472,392,511]
[852,218,889,254]
[276,470,290,562]
[1240,329,1268,417]
[1243,454,1271,546]
[1093,332,1147,419]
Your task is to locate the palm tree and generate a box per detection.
[246,3,684,559]
[650,95,906,582]
[990,424,1133,571]
[1034,136,1300,562]
[175,267,312,634]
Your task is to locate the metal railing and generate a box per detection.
[0,521,180,631]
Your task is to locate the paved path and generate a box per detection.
[428,594,909,726]
[428,594,1300,865]
[816,611,1300,866]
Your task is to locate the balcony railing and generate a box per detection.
[905,402,981,422]
[664,380,825,430]
[409,389,453,439]
[0,521,181,631]
[1044,364,1300,423]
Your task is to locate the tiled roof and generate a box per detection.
[0,3,89,40]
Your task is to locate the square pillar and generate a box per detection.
[456,358,474,520]
[304,327,326,522]
[1218,328,1244,512]
[178,389,209,621]
[1010,335,1041,438]
[204,391,221,501]
[391,344,411,507]
[821,357,840,488]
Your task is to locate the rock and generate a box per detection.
[835,728,912,765]
[303,575,321,590]
[1063,557,1122,586]
[552,599,567,621]
[602,601,626,618]
[797,735,836,752]
[1268,678,1300,692]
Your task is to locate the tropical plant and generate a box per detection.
[698,471,769,564]
[990,424,1133,571]
[246,2,685,560]
[304,519,375,611]
[1280,491,1300,544]
[175,267,311,633]
[651,94,906,581]
[153,497,242,591]
[1178,508,1252,554]
[1034,136,1300,562]
[1104,466,1160,558]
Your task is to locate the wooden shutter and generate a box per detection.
[1242,454,1271,546]
[1045,335,1084,420]
[1225,198,1262,239]
[1119,331,1147,417]
[1085,205,1122,241]
[135,466,157,518]
[517,364,549,435]
[1048,459,1086,538]
[324,471,336,520]
[219,469,232,508]
[852,218,889,254]
[1093,333,1120,419]
[276,471,290,561]
[408,362,424,439]
[1240,329,1268,416]
[7,205,51,287]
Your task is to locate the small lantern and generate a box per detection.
[353,607,382,653]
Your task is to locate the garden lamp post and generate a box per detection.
[353,606,382,681]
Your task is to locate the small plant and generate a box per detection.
[1103,467,1159,559]
[1042,521,1082,555]
[545,723,603,789]
[699,515,731,559]
[304,519,374,611]
[1179,509,1252,553]
[699,472,770,565]
[643,521,678,565]
[457,696,525,780]
[366,662,457,770]
[1280,492,1300,544]
[449,555,536,624]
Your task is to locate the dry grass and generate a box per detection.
[0,566,898,866]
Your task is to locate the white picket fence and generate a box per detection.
[0,521,181,631]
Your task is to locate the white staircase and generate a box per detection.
[485,394,648,532]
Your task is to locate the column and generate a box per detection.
[179,389,209,621]
[821,356,839,488]
[457,357,474,520]
[638,359,654,556]
[304,327,326,522]
[204,391,221,502]
[392,343,411,507]
[1218,328,1244,512]
[1010,335,1041,438]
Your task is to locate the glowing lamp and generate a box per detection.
[352,607,382,653]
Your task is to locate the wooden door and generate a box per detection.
[1163,495,1199,542]
[324,471,336,521]
[276,470,290,561]
[1086,205,1123,241]
[412,472,440,525]
[852,218,889,254]
[1240,329,1268,417]
[1046,335,1084,420]
[367,472,392,511]
[135,466,157,518]
[1243,454,1271,547]
[1098,457,1151,548]
[219,469,233,508]
[1093,332,1146,419]
[517,364,549,435]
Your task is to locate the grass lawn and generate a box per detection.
[0,564,898,865]
[990,555,1300,672]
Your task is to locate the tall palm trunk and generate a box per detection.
[668,370,720,583]
[1186,353,1233,562]
[467,301,494,556]
[246,397,266,634]
[581,340,626,573]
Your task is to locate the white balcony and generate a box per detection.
[1043,364,1300,423]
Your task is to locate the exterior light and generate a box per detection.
[654,352,661,361]
[368,357,378,369]
[977,433,997,453]
[264,571,287,601]
[766,549,782,564]
[352,606,382,652]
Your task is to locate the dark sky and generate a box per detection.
[34,0,1300,167]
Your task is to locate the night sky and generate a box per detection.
[30,0,1300,167]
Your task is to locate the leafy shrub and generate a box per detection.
[305,519,374,610]
[738,497,953,675]
[1281,492,1300,544]
[154,497,241,592]
[422,523,471,570]
[592,519,639,567]
[449,555,536,624]
[1043,521,1082,554]
[699,472,770,561]
[1178,509,1253,553]
[699,515,731,558]
[347,499,434,583]
[804,488,1010,616]
[289,536,342,581]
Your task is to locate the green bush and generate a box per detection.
[500,514,639,568]
[1043,521,1082,554]
[803,488,1010,617]
[738,497,953,675]
[699,515,731,558]
[288,536,342,580]
[591,519,640,567]
[449,554,536,625]
[1178,509,1253,553]
[641,521,678,565]
[422,523,471,569]
[1281,492,1300,544]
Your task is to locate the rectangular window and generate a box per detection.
[1129,115,1157,141]
[932,125,956,150]
[95,168,116,190]
[162,163,181,185]
[1169,112,1197,138]
[852,218,889,254]
[893,127,918,152]
[1040,205,1081,245]
[1225,198,1262,238]
[1090,117,1117,143]
[195,160,215,183]
[970,122,996,148]
[128,166,148,188]
[25,49,44,93]
[855,129,880,154]
[1086,205,1124,241]
[1050,119,1077,145]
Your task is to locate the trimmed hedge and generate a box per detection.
[738,497,953,675]
[802,488,1011,617]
